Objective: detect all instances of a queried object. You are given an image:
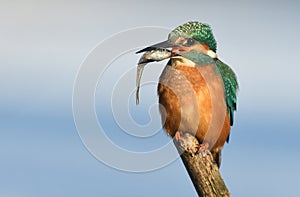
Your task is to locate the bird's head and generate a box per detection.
[137,21,218,64]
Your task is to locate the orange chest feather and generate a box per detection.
[157,64,230,150]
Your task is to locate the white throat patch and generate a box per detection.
[171,56,196,67]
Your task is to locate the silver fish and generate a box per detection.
[136,48,172,105]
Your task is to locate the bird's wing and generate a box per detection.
[215,59,238,127]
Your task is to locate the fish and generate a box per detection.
[136,48,172,105]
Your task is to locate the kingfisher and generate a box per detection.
[137,21,238,167]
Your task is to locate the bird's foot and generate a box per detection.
[175,131,182,141]
[197,142,210,156]
[198,142,209,152]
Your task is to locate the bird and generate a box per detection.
[137,21,238,167]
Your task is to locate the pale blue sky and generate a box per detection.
[1,1,300,196]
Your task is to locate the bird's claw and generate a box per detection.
[197,142,210,156]
[175,131,182,141]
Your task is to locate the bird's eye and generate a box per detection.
[186,38,195,46]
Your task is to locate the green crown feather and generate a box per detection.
[169,21,217,52]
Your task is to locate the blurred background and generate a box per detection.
[1,0,300,196]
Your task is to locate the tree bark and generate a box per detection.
[173,132,231,197]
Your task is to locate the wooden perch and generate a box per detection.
[173,133,231,197]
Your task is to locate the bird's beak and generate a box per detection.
[136,40,177,54]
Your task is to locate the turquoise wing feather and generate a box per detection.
[215,59,238,126]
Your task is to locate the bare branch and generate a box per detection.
[173,133,231,197]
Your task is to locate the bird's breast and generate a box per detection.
[158,62,230,150]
